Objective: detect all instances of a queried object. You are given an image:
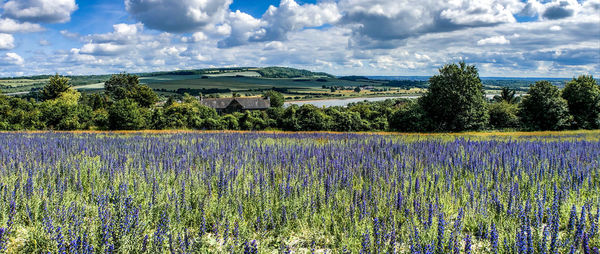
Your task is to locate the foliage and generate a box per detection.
[0,67,597,132]
[325,107,368,131]
[296,104,331,131]
[493,87,519,104]
[40,90,93,130]
[41,74,72,101]
[257,67,334,78]
[104,73,158,107]
[562,75,600,129]
[0,95,44,130]
[488,101,520,129]
[420,62,489,131]
[108,99,148,130]
[263,90,285,108]
[519,81,572,131]
[389,101,432,132]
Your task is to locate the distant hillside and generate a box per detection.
[257,67,335,78]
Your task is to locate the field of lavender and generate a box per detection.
[0,131,598,253]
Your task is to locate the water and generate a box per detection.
[284,94,506,107]
[284,96,417,107]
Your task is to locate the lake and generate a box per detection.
[284,94,505,107]
[284,96,418,107]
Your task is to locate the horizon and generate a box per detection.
[0,0,599,78]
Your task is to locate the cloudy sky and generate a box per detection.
[0,0,599,77]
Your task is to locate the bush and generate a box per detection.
[108,99,148,130]
[389,101,431,132]
[562,75,600,129]
[519,81,572,130]
[264,90,285,108]
[488,101,519,129]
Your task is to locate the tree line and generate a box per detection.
[0,62,597,132]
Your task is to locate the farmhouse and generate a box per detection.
[199,97,271,113]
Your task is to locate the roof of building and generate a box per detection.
[200,97,270,110]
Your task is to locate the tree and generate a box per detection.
[325,108,367,132]
[238,111,268,130]
[296,104,330,131]
[488,101,519,129]
[40,89,92,130]
[519,81,572,130]
[419,62,488,131]
[105,73,158,107]
[281,105,301,131]
[221,114,239,130]
[108,99,147,130]
[493,87,519,104]
[561,75,600,129]
[354,87,361,93]
[264,90,285,108]
[389,101,431,132]
[42,74,71,101]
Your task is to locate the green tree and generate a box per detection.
[150,108,168,129]
[325,108,367,132]
[281,105,301,131]
[40,89,93,130]
[488,101,520,129]
[419,62,488,131]
[0,96,44,130]
[561,75,600,129]
[41,74,71,101]
[519,81,572,130]
[296,104,330,131]
[264,90,285,108]
[105,73,158,107]
[221,114,239,130]
[354,87,361,93]
[389,101,431,132]
[239,111,268,130]
[493,87,519,104]
[108,99,147,130]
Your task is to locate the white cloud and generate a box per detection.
[1,52,24,65]
[2,0,78,23]
[521,0,588,20]
[0,33,15,49]
[80,43,129,56]
[60,30,79,39]
[2,0,599,78]
[0,18,44,33]
[338,0,524,49]
[216,0,341,48]
[125,0,232,33]
[477,35,510,45]
[192,32,207,42]
[39,39,50,46]
[251,0,341,42]
[85,23,145,44]
[217,10,263,48]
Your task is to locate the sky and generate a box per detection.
[0,0,599,77]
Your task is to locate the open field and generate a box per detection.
[0,130,597,253]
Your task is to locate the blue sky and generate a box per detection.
[0,0,598,77]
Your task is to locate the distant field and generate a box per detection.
[144,76,368,91]
[74,83,105,90]
[204,71,261,77]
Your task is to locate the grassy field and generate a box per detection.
[0,130,597,253]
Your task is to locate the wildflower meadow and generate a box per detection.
[0,131,598,253]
